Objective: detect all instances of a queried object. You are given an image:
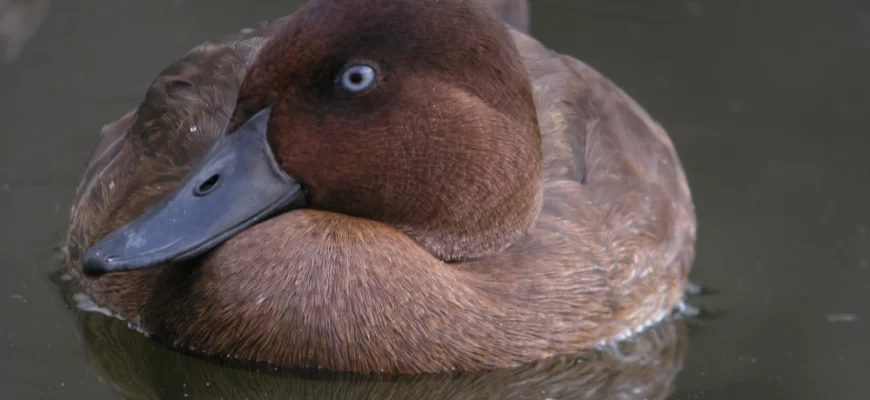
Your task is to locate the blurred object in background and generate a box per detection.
[482,0,529,33]
[0,0,49,64]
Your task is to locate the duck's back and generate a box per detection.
[468,31,696,340]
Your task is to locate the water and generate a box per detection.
[1,0,868,398]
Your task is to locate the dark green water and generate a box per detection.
[1,0,868,399]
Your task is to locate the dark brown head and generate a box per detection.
[234,0,542,260]
[81,0,541,276]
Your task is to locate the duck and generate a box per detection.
[65,0,697,374]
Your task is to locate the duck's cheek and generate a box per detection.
[81,108,307,278]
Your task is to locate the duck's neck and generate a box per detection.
[395,175,544,262]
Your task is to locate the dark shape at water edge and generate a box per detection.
[50,266,691,400]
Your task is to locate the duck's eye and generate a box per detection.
[339,64,377,93]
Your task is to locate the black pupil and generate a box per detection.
[198,174,220,193]
[349,72,363,84]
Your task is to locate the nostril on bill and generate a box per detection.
[194,174,221,196]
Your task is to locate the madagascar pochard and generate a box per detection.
[67,0,697,374]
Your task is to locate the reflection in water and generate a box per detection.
[0,0,49,64]
[52,269,690,400]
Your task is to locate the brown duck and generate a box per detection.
[66,0,697,374]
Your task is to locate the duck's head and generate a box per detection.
[83,0,541,277]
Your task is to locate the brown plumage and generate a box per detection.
[66,0,696,374]
[66,290,687,400]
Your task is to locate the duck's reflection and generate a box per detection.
[0,0,49,64]
[57,274,688,400]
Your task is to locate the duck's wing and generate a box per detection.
[511,28,694,250]
[501,29,697,337]
[66,18,288,267]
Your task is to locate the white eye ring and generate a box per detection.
[340,64,377,93]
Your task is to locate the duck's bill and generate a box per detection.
[82,108,306,277]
